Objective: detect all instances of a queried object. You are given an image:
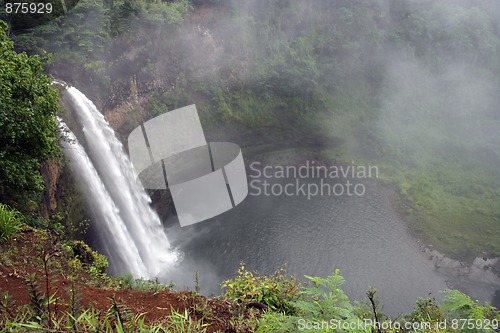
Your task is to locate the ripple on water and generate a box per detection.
[165,176,496,315]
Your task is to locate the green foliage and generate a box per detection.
[2,299,210,332]
[91,250,109,274]
[1,259,500,332]
[221,264,301,314]
[0,20,60,212]
[0,203,23,243]
[227,307,261,333]
[65,275,83,331]
[442,289,488,320]
[2,294,207,332]
[52,166,90,241]
[294,270,355,319]
[25,249,60,328]
[148,85,193,117]
[26,273,46,321]
[164,308,209,333]
[406,297,445,325]
[389,1,498,68]
[146,0,192,25]
[69,240,108,279]
[1,0,498,258]
[256,270,371,332]
[116,273,173,292]
[245,269,499,333]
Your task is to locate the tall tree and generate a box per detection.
[0,20,60,213]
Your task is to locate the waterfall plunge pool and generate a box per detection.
[161,161,500,315]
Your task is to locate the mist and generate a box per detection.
[9,0,500,311]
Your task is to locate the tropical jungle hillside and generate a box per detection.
[0,0,500,331]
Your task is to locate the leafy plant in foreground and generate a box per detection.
[222,264,301,315]
[0,204,23,243]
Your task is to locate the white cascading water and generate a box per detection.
[59,87,178,278]
[58,119,148,277]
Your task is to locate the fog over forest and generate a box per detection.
[1,0,499,329]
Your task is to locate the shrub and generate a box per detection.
[406,297,445,324]
[221,264,301,314]
[70,240,95,265]
[0,203,23,243]
[91,251,108,274]
[69,240,108,279]
[256,270,367,333]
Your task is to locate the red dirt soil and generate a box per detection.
[0,228,258,332]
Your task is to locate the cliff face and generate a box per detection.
[103,11,223,123]
[49,4,225,125]
[41,159,62,217]
[43,4,224,220]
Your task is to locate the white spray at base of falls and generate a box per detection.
[59,87,179,278]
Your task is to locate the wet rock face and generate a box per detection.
[149,190,175,222]
[493,290,500,308]
[41,159,62,217]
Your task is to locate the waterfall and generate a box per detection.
[59,87,178,278]
[58,120,148,277]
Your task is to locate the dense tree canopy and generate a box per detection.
[0,20,60,212]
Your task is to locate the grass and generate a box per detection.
[0,299,210,333]
[0,203,23,244]
[0,229,498,332]
[393,166,500,259]
[164,308,209,333]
